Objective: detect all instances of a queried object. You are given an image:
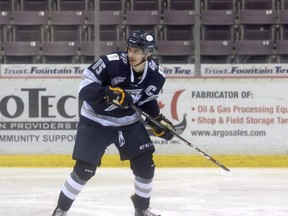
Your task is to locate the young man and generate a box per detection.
[52,30,175,216]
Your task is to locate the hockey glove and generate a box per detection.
[145,114,175,140]
[105,86,133,109]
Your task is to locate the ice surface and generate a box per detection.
[0,168,287,216]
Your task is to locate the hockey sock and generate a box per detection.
[57,172,87,211]
[133,176,153,209]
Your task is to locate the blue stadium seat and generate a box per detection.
[42,41,79,63]
[201,40,234,63]
[282,0,288,9]
[99,0,124,11]
[130,0,161,10]
[162,10,194,41]
[168,0,194,10]
[18,0,51,11]
[12,11,48,42]
[86,10,124,42]
[80,41,118,63]
[276,39,288,62]
[49,11,85,42]
[235,40,274,63]
[205,0,235,10]
[238,10,276,40]
[3,41,41,63]
[56,0,87,11]
[278,9,288,39]
[125,10,161,40]
[157,40,193,63]
[0,0,13,11]
[0,11,11,43]
[201,10,235,40]
[241,0,275,9]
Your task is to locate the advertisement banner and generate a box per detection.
[0,64,195,78]
[0,64,87,78]
[2,64,288,78]
[0,79,80,154]
[201,64,288,77]
[0,78,288,155]
[157,79,288,154]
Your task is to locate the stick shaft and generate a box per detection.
[132,105,230,172]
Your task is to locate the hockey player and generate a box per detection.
[51,30,175,216]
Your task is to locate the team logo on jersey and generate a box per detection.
[111,77,126,86]
[118,131,125,147]
[126,89,142,103]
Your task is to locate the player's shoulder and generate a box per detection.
[103,51,128,65]
[147,58,165,79]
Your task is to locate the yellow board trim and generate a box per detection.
[0,155,288,168]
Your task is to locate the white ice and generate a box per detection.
[0,168,287,216]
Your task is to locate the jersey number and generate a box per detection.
[92,59,106,75]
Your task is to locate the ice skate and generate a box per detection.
[51,207,67,216]
[131,195,161,216]
[135,208,161,216]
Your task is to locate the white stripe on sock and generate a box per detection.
[135,188,152,198]
[67,174,85,191]
[134,178,153,198]
[61,174,85,200]
[134,178,153,190]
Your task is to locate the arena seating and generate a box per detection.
[3,41,41,63]
[56,0,88,11]
[205,0,234,10]
[49,11,85,42]
[12,11,48,42]
[80,40,118,63]
[41,41,79,63]
[125,10,161,40]
[168,0,195,10]
[17,0,51,11]
[277,3,288,62]
[86,10,124,42]
[130,0,161,11]
[201,4,236,63]
[0,0,287,63]
[100,0,125,11]
[157,40,194,63]
[0,11,11,43]
[162,10,194,41]
[201,40,234,63]
[0,0,13,11]
[276,40,288,62]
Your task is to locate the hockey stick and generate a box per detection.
[131,104,230,172]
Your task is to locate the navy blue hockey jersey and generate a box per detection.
[79,51,166,127]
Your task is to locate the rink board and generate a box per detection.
[1,65,288,168]
[0,154,288,168]
[1,78,288,156]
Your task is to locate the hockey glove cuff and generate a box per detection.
[145,114,175,140]
[105,86,133,109]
